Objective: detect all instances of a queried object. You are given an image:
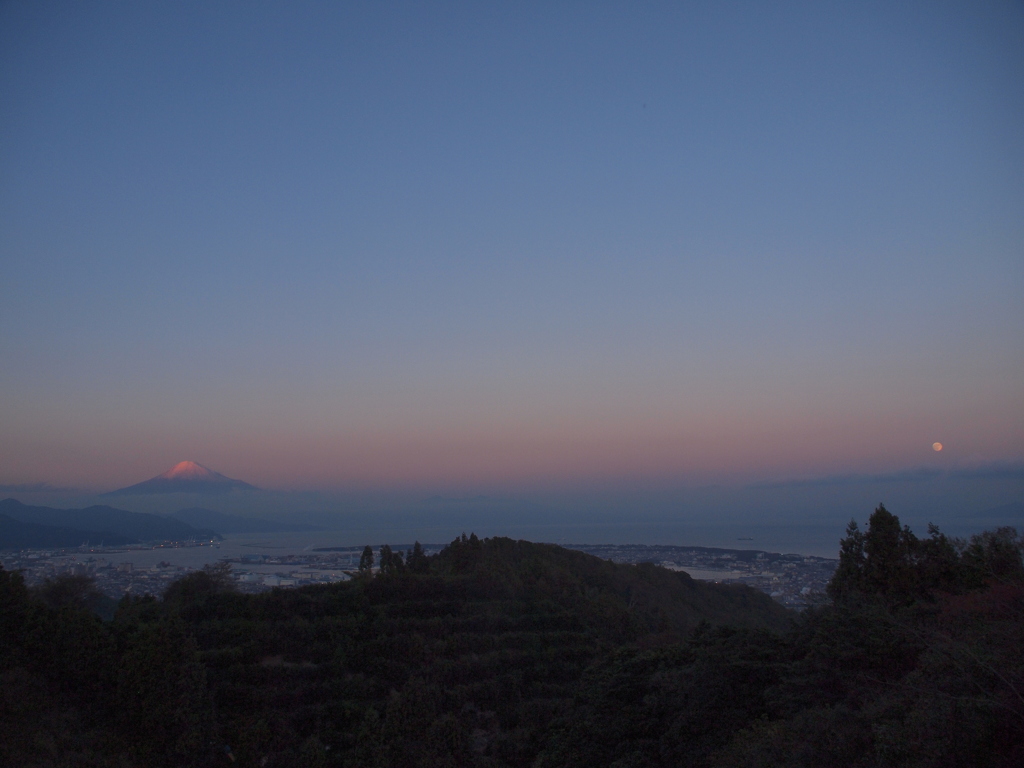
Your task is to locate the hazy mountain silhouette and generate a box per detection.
[104,461,257,495]
[0,498,218,543]
[0,512,135,549]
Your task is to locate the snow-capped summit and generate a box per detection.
[158,461,221,481]
[104,461,257,495]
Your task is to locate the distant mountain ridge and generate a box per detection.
[0,498,218,548]
[0,512,135,549]
[104,461,258,496]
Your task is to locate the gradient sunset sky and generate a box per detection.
[1,1,1022,494]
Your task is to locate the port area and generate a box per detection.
[2,538,835,609]
[0,538,447,597]
[1,539,229,598]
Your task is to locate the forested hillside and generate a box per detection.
[2,514,1021,767]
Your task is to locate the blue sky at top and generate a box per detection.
[0,1,1021,491]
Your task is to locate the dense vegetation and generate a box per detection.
[2,510,1021,767]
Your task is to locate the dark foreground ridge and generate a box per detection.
[566,542,838,608]
[1,514,1021,767]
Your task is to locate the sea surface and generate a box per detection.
[92,522,849,572]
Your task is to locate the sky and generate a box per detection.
[1,1,1022,513]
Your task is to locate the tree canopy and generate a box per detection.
[1,518,1021,767]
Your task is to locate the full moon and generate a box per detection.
[932,442,943,451]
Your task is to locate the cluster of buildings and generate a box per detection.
[0,544,360,597]
[227,550,356,592]
[1,547,203,599]
[226,544,450,591]
[0,542,448,597]
[2,540,834,608]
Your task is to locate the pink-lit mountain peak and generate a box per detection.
[105,461,257,496]
[158,461,222,481]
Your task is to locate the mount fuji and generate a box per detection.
[104,461,258,496]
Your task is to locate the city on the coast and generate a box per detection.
[1,537,837,609]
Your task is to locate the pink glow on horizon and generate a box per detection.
[1,396,1020,492]
[107,419,1015,493]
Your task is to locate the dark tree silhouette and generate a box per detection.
[359,544,375,574]
[407,541,429,573]
[828,504,923,601]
